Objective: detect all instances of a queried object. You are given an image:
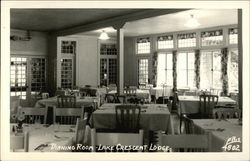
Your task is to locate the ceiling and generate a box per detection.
[10,9,144,32]
[11,9,237,37]
[81,9,238,37]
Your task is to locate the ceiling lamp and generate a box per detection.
[184,14,200,28]
[98,30,110,40]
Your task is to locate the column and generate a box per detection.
[113,23,125,95]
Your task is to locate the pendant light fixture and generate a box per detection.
[184,14,200,28]
[99,30,110,40]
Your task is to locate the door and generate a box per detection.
[10,56,47,106]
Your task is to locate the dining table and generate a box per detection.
[90,103,173,134]
[108,89,151,102]
[192,119,242,152]
[35,96,99,109]
[178,96,236,115]
[10,124,76,152]
[150,87,173,100]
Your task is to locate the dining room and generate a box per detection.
[1,1,250,160]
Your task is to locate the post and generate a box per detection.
[113,22,125,95]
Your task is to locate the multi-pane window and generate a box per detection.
[200,50,222,90]
[157,35,174,49]
[228,49,238,92]
[10,57,27,99]
[30,58,46,95]
[138,59,148,84]
[61,41,76,54]
[108,59,117,85]
[61,58,73,89]
[137,37,150,54]
[201,30,223,46]
[177,52,195,88]
[229,28,238,44]
[100,44,117,55]
[157,53,173,86]
[177,33,196,48]
[99,43,118,86]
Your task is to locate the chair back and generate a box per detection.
[199,94,218,118]
[115,105,141,132]
[124,87,137,96]
[75,118,87,144]
[10,132,29,152]
[54,106,84,124]
[57,95,76,108]
[158,133,211,152]
[213,108,241,119]
[182,115,194,134]
[91,128,143,152]
[19,107,48,124]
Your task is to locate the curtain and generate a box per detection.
[221,48,229,96]
[152,52,158,87]
[172,50,177,91]
[194,49,200,89]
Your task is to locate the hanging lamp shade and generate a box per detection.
[99,30,110,40]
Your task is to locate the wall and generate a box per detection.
[124,37,137,86]
[10,29,48,56]
[73,35,99,87]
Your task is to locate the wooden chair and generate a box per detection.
[75,118,88,145]
[199,94,218,118]
[157,132,211,152]
[54,106,84,125]
[19,107,48,124]
[181,115,194,134]
[57,95,76,108]
[10,132,29,152]
[213,108,241,119]
[91,128,144,152]
[116,95,127,104]
[115,105,141,132]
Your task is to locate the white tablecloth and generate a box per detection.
[108,89,151,102]
[35,96,99,109]
[10,124,75,152]
[90,103,173,133]
[178,96,236,114]
[192,119,242,152]
[150,87,173,99]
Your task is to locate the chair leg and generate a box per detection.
[179,115,182,134]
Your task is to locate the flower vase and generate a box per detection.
[16,121,23,133]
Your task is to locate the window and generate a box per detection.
[228,49,238,92]
[100,44,117,55]
[61,41,76,54]
[10,57,27,99]
[177,52,195,88]
[200,50,222,90]
[157,35,174,49]
[30,58,46,95]
[61,58,73,89]
[137,37,150,54]
[138,59,148,84]
[157,53,173,86]
[99,43,118,86]
[201,30,223,46]
[177,33,196,48]
[229,28,238,44]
